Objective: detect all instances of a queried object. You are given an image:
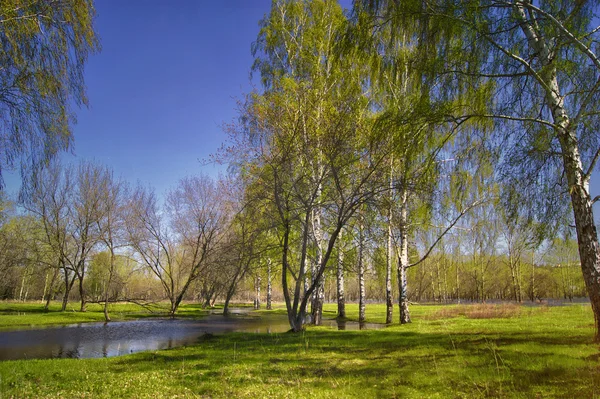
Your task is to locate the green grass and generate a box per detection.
[0,303,598,398]
[0,301,215,329]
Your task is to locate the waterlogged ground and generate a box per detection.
[0,302,598,398]
[0,316,285,360]
[0,306,383,360]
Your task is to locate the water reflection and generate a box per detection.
[0,312,384,361]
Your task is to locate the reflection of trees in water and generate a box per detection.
[57,342,81,359]
[2,315,386,360]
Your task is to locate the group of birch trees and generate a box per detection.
[222,0,600,340]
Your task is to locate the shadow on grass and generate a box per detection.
[0,304,52,314]
[104,326,599,397]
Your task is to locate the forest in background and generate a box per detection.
[0,187,587,309]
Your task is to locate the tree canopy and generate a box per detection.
[0,0,99,187]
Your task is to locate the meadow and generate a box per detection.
[0,301,598,398]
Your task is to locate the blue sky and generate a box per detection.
[5,1,274,196]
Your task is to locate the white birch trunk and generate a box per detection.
[41,271,49,303]
[386,158,394,324]
[267,258,272,310]
[358,239,366,324]
[311,205,325,325]
[397,187,411,324]
[336,229,345,318]
[254,275,261,310]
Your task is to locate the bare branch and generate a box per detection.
[408,198,487,268]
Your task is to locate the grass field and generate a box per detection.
[0,301,243,329]
[0,302,598,398]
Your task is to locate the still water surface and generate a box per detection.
[0,311,383,360]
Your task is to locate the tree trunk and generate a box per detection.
[41,271,49,304]
[18,269,28,301]
[18,269,25,301]
[311,206,325,325]
[430,266,436,302]
[103,298,110,322]
[529,251,536,302]
[45,267,59,311]
[455,255,461,304]
[223,260,249,316]
[103,250,115,322]
[78,273,87,312]
[289,311,305,333]
[386,160,394,324]
[397,188,411,324]
[479,255,485,303]
[312,268,325,325]
[170,300,177,319]
[386,225,394,322]
[436,262,443,302]
[223,294,232,316]
[61,265,75,312]
[358,252,366,324]
[336,230,345,319]
[61,288,69,311]
[516,260,522,303]
[254,275,261,309]
[509,252,522,303]
[170,291,187,319]
[551,99,600,337]
[442,259,449,303]
[566,169,600,341]
[267,258,272,310]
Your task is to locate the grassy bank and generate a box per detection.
[0,301,218,329]
[0,303,598,398]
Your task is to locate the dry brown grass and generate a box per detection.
[428,303,524,320]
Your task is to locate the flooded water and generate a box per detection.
[0,311,383,360]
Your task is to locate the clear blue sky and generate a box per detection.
[6,1,274,196]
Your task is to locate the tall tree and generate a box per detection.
[95,169,128,321]
[0,0,99,187]
[21,162,74,311]
[68,162,107,312]
[219,178,269,316]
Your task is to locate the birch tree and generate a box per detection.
[233,0,385,332]
[350,12,486,323]
[356,0,600,340]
